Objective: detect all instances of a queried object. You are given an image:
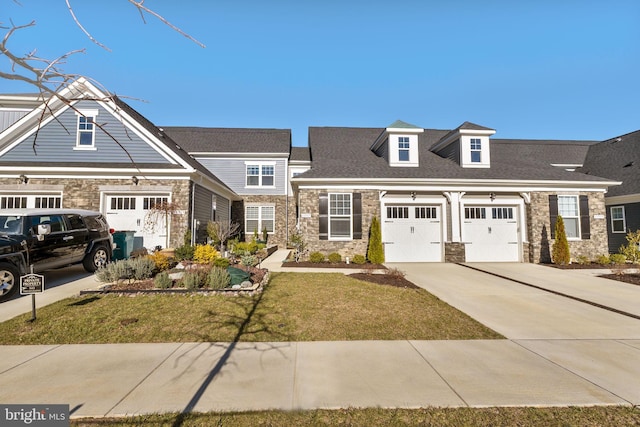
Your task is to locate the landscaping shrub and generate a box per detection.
[213,257,230,269]
[618,229,640,263]
[288,230,307,262]
[129,247,148,259]
[609,253,627,265]
[148,251,171,271]
[193,244,219,264]
[241,254,257,267]
[352,254,366,265]
[367,216,384,264]
[596,254,611,265]
[154,271,173,289]
[328,252,342,263]
[385,267,405,278]
[207,267,231,290]
[551,215,570,265]
[309,251,325,263]
[234,241,259,255]
[575,255,590,265]
[174,244,195,261]
[181,269,208,289]
[128,257,156,280]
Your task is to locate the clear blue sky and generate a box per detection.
[2,1,639,146]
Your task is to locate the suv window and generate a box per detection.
[67,214,87,230]
[28,215,66,233]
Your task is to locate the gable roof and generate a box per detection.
[298,126,618,186]
[290,146,311,162]
[580,129,640,197]
[162,127,291,154]
[387,120,422,129]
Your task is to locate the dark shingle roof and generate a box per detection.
[290,146,311,162]
[580,130,640,197]
[299,126,615,184]
[161,127,291,154]
[113,98,234,193]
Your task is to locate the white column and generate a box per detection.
[443,191,465,242]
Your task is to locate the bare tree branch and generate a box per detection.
[65,0,111,51]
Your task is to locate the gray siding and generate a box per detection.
[0,110,29,133]
[194,157,287,195]
[434,139,460,164]
[373,137,389,162]
[1,100,168,164]
[216,195,230,223]
[193,184,214,243]
[607,202,640,253]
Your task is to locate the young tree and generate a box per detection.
[206,220,240,253]
[552,215,570,265]
[144,200,182,249]
[367,216,384,264]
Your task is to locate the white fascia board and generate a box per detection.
[605,194,640,205]
[459,129,496,136]
[190,152,288,159]
[385,127,425,134]
[293,177,619,192]
[0,166,194,175]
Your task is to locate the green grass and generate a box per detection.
[71,406,640,426]
[0,272,501,344]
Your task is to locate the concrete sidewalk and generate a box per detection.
[0,339,637,418]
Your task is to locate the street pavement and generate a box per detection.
[0,252,639,418]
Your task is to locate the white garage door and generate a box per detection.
[105,194,170,251]
[383,205,442,262]
[463,206,519,262]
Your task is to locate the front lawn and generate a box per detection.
[0,272,501,344]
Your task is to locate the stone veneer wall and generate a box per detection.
[232,195,293,248]
[297,189,380,258]
[527,191,608,263]
[0,177,191,249]
[444,242,465,263]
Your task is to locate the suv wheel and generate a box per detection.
[83,245,109,273]
[0,263,19,302]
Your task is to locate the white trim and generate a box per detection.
[328,192,353,241]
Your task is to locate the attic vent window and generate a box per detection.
[74,109,99,150]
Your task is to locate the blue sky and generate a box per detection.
[2,1,639,146]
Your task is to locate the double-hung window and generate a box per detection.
[329,193,352,239]
[470,138,482,163]
[246,163,275,187]
[558,195,580,238]
[75,110,98,149]
[245,206,274,234]
[611,206,626,233]
[398,137,410,162]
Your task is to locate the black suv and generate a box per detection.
[0,209,115,302]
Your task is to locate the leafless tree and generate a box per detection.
[206,220,241,253]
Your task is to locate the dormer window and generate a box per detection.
[398,137,410,161]
[470,138,482,163]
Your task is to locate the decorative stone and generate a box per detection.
[240,280,253,288]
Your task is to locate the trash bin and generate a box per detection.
[112,231,136,260]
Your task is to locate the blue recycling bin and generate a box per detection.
[112,231,136,260]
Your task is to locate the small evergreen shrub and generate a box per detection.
[609,253,627,265]
[154,271,173,289]
[575,255,590,265]
[129,257,156,280]
[213,257,230,269]
[352,254,366,265]
[241,254,257,267]
[174,244,195,261]
[96,260,130,283]
[234,241,259,255]
[181,269,209,289]
[328,252,342,263]
[551,215,570,265]
[309,252,325,263]
[619,229,640,263]
[207,267,231,290]
[367,216,384,264]
[148,251,170,271]
[596,254,611,265]
[193,244,219,264]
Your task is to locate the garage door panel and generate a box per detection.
[105,194,169,250]
[383,205,442,262]
[464,206,519,262]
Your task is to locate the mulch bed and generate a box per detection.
[599,273,640,286]
[543,263,640,287]
[349,273,421,289]
[282,261,386,269]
